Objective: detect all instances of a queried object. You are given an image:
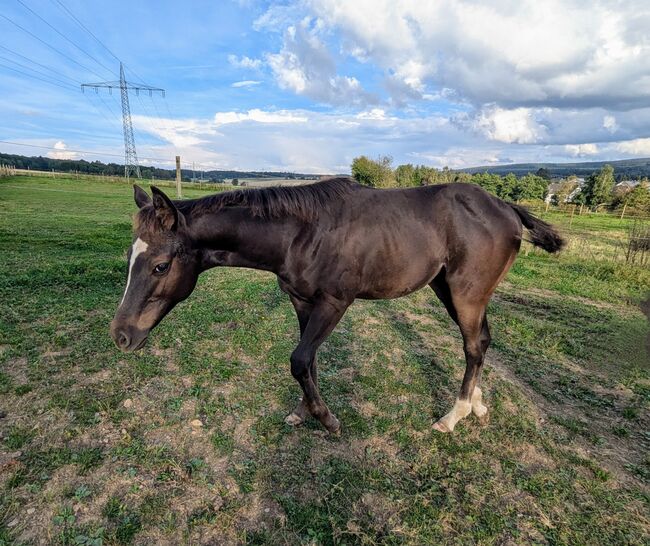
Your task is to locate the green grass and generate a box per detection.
[0,175,649,544]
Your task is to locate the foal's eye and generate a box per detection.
[153,262,170,275]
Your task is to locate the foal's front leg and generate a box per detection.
[288,298,348,433]
[285,296,312,426]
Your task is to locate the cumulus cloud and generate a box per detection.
[132,116,220,148]
[126,1,650,170]
[213,108,308,125]
[265,18,378,107]
[614,138,650,156]
[47,141,77,160]
[90,106,650,172]
[355,108,389,120]
[564,143,599,157]
[297,0,650,109]
[473,106,546,144]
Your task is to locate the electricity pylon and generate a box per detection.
[82,62,165,179]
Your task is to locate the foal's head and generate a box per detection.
[110,185,200,352]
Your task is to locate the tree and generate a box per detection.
[513,173,547,202]
[351,155,394,187]
[582,164,615,209]
[623,181,650,212]
[498,173,518,200]
[414,165,442,186]
[394,164,417,187]
[471,172,501,196]
[536,167,551,180]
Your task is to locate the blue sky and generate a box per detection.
[2,0,650,173]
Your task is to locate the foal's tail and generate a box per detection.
[509,204,565,253]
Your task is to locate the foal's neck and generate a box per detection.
[188,206,298,274]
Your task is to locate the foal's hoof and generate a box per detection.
[472,403,489,425]
[432,420,452,433]
[324,414,341,435]
[284,412,305,427]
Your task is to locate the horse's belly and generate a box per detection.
[356,259,442,300]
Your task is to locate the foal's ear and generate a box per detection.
[150,186,180,231]
[133,185,151,209]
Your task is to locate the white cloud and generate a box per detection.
[355,108,388,120]
[614,138,650,156]
[603,115,618,133]
[48,141,77,160]
[253,0,650,110]
[564,143,599,157]
[253,3,300,31]
[473,106,545,144]
[227,54,263,70]
[410,149,504,169]
[213,108,308,125]
[132,116,220,148]
[231,80,262,88]
[265,18,377,106]
[39,107,650,174]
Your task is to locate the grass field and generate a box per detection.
[0,175,649,545]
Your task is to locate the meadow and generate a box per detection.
[0,175,648,545]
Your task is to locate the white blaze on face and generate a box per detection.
[120,238,149,306]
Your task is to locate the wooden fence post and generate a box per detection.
[175,156,182,198]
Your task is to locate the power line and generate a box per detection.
[45,0,178,159]
[134,91,171,145]
[0,44,82,84]
[15,0,116,77]
[82,62,166,179]
[0,61,77,91]
[93,90,123,126]
[50,0,120,63]
[1,139,217,172]
[0,54,80,88]
[0,45,122,130]
[81,95,124,134]
[0,139,176,163]
[48,0,158,101]
[0,13,106,80]
[0,124,125,144]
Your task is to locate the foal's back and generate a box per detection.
[288,182,522,301]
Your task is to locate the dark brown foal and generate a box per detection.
[110,179,563,434]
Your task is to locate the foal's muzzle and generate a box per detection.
[110,319,149,352]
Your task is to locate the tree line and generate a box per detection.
[0,153,317,183]
[351,155,650,213]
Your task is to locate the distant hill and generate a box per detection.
[0,152,320,182]
[460,157,650,178]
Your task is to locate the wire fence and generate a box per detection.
[5,167,234,193]
[519,204,650,267]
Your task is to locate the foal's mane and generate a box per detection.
[178,176,357,222]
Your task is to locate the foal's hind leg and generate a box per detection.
[432,299,487,432]
[430,277,489,427]
[471,317,491,423]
